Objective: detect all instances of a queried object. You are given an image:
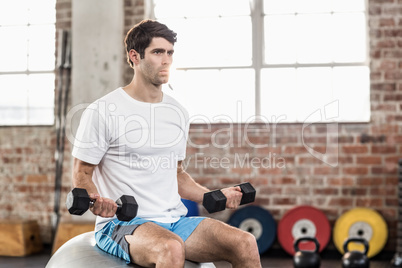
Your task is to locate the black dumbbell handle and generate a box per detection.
[67,188,136,221]
[90,194,138,222]
[88,197,131,221]
[203,182,256,213]
[88,199,122,210]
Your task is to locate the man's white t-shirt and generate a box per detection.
[72,87,189,231]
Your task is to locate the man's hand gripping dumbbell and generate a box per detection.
[203,182,256,213]
[66,188,138,221]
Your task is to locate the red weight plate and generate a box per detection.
[278,205,331,256]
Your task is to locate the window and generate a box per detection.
[154,0,255,123]
[262,0,369,123]
[153,0,369,123]
[0,0,56,125]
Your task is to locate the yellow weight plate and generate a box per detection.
[333,207,388,258]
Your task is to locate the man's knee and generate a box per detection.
[236,231,260,258]
[156,238,185,266]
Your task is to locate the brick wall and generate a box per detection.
[0,0,401,251]
[0,127,56,243]
[184,0,402,252]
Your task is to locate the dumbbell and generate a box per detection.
[203,182,256,213]
[66,188,138,221]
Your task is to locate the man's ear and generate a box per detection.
[129,49,140,64]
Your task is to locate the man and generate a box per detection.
[71,19,261,267]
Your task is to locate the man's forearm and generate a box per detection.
[72,158,98,195]
[177,170,209,203]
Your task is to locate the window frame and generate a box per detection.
[151,0,370,123]
[0,0,56,126]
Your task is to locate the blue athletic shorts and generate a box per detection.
[95,216,206,264]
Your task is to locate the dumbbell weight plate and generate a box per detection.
[278,205,331,256]
[333,207,388,258]
[115,195,138,221]
[203,190,227,213]
[66,188,91,215]
[236,182,256,205]
[228,206,276,255]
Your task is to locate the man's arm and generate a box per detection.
[177,160,209,203]
[72,158,117,218]
[72,158,98,194]
[177,161,243,209]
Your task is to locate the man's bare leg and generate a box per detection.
[184,218,261,268]
[125,222,186,268]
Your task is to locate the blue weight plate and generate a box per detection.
[228,206,276,255]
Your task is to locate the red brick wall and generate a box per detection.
[0,0,401,251]
[0,127,56,243]
[185,0,402,251]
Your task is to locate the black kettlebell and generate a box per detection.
[342,237,370,268]
[293,236,321,268]
[391,252,402,267]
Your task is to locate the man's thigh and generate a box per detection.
[184,218,251,263]
[125,222,184,266]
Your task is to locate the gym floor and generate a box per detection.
[0,248,394,268]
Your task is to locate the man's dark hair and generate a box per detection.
[124,19,177,68]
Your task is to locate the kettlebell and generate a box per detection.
[293,236,321,268]
[391,252,402,267]
[342,237,370,268]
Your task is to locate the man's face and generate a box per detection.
[139,37,174,86]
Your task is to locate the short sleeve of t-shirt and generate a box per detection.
[72,102,110,165]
